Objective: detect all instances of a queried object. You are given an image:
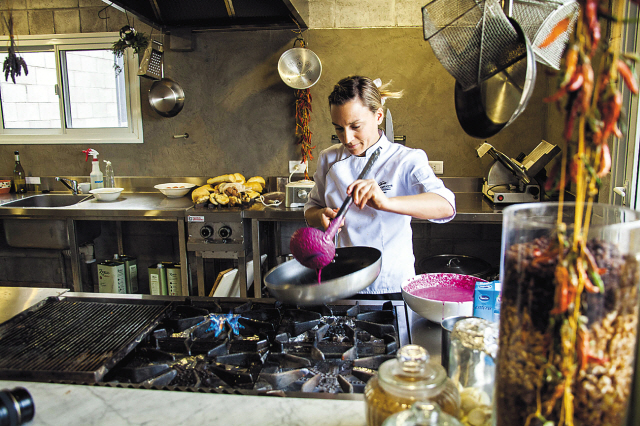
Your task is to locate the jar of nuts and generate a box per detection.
[364,345,460,426]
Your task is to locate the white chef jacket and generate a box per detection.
[304,132,456,294]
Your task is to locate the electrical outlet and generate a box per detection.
[289,161,305,173]
[429,161,444,175]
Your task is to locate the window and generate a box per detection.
[0,33,143,144]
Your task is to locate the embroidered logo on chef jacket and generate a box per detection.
[378,180,392,193]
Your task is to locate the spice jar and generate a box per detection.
[382,401,464,426]
[365,345,460,426]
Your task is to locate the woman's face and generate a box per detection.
[330,99,383,156]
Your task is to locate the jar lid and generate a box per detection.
[382,402,464,426]
[378,345,448,398]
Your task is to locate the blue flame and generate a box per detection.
[206,312,244,337]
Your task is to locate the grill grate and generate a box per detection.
[0,299,169,382]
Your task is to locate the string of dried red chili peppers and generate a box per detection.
[295,88,315,180]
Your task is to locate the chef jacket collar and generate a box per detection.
[356,129,390,159]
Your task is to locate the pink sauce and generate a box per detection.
[404,273,487,302]
[411,286,473,302]
[317,268,323,284]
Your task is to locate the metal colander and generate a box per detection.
[422,0,525,90]
[511,0,579,69]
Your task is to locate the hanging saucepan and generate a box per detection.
[278,38,322,89]
[454,18,536,139]
[148,78,185,117]
[264,246,381,305]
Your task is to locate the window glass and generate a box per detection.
[0,51,60,129]
[64,50,127,129]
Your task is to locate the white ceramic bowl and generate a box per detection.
[89,187,124,201]
[154,183,196,198]
[402,273,488,323]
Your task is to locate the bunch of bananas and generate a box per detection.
[191,173,265,207]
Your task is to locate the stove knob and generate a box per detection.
[297,189,309,200]
[200,225,214,239]
[218,225,232,239]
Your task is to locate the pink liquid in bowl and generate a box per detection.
[403,273,487,302]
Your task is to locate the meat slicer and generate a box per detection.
[477,140,561,204]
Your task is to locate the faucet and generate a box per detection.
[55,177,79,195]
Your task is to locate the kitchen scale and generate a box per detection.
[477,140,560,204]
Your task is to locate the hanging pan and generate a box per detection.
[454,17,537,139]
[278,38,322,89]
[148,78,185,117]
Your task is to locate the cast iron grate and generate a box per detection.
[0,298,169,383]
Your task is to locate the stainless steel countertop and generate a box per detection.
[0,192,193,219]
[244,192,504,223]
[0,287,69,324]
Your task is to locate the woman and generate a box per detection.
[304,76,456,297]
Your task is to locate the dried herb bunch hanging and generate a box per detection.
[295,88,315,180]
[2,13,28,84]
[495,1,640,425]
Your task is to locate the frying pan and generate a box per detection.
[264,246,381,305]
[148,78,185,117]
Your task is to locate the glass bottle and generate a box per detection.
[364,345,460,426]
[495,202,640,426]
[12,151,26,194]
[104,160,114,188]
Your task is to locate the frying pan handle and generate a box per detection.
[332,146,382,224]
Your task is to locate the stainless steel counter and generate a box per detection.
[0,286,69,324]
[0,192,192,219]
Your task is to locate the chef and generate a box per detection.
[304,75,456,298]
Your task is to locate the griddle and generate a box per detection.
[0,297,169,383]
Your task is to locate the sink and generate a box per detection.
[1,195,100,249]
[0,194,92,208]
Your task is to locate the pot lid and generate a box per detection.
[417,254,492,277]
[378,345,448,399]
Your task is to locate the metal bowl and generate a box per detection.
[148,78,185,117]
[264,246,381,306]
[277,47,322,90]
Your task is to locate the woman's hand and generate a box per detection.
[347,179,389,210]
[305,206,345,231]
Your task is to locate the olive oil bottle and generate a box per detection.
[12,151,26,193]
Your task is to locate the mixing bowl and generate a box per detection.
[402,273,487,323]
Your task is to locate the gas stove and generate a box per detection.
[0,295,410,400]
[105,298,409,398]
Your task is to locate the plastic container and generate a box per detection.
[83,148,103,190]
[364,345,460,426]
[495,202,640,426]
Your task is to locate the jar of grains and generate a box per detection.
[364,345,460,426]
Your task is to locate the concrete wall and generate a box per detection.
[0,0,556,181]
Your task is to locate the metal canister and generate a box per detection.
[166,263,182,296]
[364,345,460,426]
[97,260,126,294]
[148,263,168,295]
[114,254,138,293]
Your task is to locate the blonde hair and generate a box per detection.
[328,76,403,114]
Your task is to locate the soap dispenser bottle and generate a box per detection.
[104,160,115,188]
[83,149,103,190]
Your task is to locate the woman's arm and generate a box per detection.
[347,178,455,220]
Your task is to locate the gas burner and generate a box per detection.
[102,299,406,396]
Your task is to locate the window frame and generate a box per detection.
[0,32,143,144]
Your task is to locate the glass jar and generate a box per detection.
[449,318,497,426]
[382,401,464,426]
[365,345,460,426]
[495,202,640,426]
